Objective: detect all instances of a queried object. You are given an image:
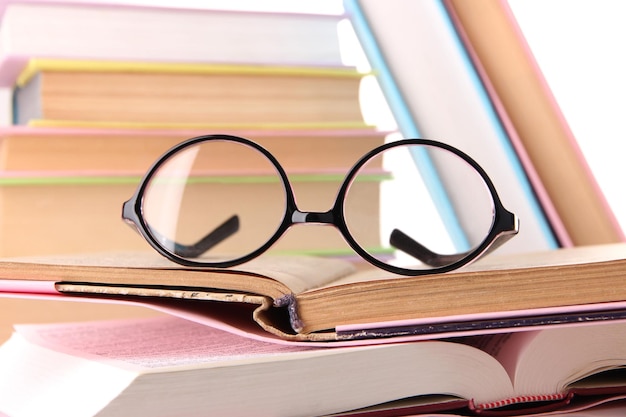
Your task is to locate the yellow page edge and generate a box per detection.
[17,58,372,87]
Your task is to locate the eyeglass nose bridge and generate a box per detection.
[291,209,336,226]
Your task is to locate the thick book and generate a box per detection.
[0,2,347,87]
[443,0,624,247]
[0,170,383,258]
[0,126,387,172]
[0,127,387,258]
[2,244,626,342]
[2,314,626,416]
[13,59,367,128]
[441,0,572,249]
[343,0,558,254]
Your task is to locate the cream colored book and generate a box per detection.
[2,314,626,416]
[14,59,369,129]
[2,244,626,342]
[443,0,624,246]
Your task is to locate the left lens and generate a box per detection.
[141,138,287,263]
[342,141,495,272]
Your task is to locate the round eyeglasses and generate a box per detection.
[122,134,518,276]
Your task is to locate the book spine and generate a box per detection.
[342,0,416,137]
[16,59,365,87]
[433,0,558,249]
[443,0,624,246]
[23,120,372,130]
[471,392,570,413]
[441,0,572,248]
[0,125,390,137]
[343,0,469,250]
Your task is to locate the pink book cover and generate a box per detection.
[0,125,387,138]
[4,284,626,348]
[0,55,28,89]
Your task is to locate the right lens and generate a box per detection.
[141,138,287,263]
[343,141,496,272]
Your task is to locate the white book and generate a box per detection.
[345,0,558,254]
[2,315,626,416]
[0,2,348,87]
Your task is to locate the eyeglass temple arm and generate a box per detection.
[150,215,240,258]
[162,219,461,264]
[389,229,467,267]
[390,227,517,268]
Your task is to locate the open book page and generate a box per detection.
[0,332,137,417]
[4,315,519,408]
[14,316,315,371]
[464,243,626,272]
[462,321,626,402]
[5,243,626,294]
[512,322,626,395]
[2,251,356,295]
[459,332,539,383]
[321,243,626,289]
[236,255,356,294]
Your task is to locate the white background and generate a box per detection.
[509,0,626,233]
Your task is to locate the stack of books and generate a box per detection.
[0,1,388,258]
[2,243,626,415]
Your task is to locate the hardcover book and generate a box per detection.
[0,2,348,87]
[2,244,626,342]
[13,60,367,129]
[443,0,624,247]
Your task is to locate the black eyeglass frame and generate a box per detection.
[122,134,518,276]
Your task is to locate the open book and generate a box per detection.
[2,243,626,343]
[1,314,626,416]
